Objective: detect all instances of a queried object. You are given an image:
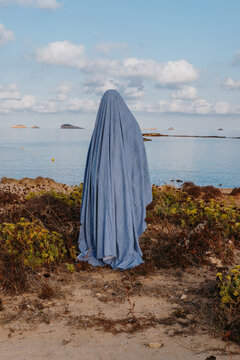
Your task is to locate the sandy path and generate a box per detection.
[0,268,239,360]
[1,322,239,360]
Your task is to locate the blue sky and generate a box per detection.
[0,0,240,128]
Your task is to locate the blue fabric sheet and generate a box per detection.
[76,89,152,269]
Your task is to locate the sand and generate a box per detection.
[0,266,240,360]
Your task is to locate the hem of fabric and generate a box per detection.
[76,249,144,270]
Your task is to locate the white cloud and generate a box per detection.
[0,83,20,99]
[124,86,144,99]
[130,98,215,115]
[82,76,144,99]
[95,41,127,54]
[54,81,73,100]
[62,98,96,113]
[32,98,96,113]
[214,101,231,114]
[0,95,36,113]
[34,41,199,86]
[1,82,240,116]
[0,0,61,9]
[34,41,86,68]
[115,58,198,84]
[222,77,240,90]
[36,0,60,9]
[0,82,96,114]
[0,83,36,113]
[171,85,197,99]
[159,98,212,114]
[0,23,15,46]
[82,76,122,95]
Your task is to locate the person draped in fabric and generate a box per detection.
[76,89,152,270]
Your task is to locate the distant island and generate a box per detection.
[142,132,240,140]
[10,124,27,128]
[61,124,84,129]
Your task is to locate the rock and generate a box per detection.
[62,339,71,346]
[181,294,187,300]
[205,250,212,255]
[209,256,223,268]
[61,124,84,129]
[10,124,27,128]
[142,133,164,137]
[148,342,164,348]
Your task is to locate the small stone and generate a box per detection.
[62,339,70,346]
[96,293,101,297]
[209,256,223,268]
[181,294,187,300]
[148,342,163,348]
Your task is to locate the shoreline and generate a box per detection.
[0,175,239,207]
[0,175,237,191]
[142,132,240,139]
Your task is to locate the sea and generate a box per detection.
[0,124,240,188]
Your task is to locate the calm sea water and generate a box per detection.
[0,128,239,188]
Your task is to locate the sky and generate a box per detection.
[0,0,240,129]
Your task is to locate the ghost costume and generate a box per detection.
[76,89,152,269]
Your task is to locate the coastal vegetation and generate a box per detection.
[0,178,239,344]
[25,184,83,208]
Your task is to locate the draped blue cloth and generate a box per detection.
[76,89,152,269]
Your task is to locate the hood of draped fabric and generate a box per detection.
[77,89,152,269]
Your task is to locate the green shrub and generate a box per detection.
[149,186,240,239]
[217,266,240,308]
[65,263,75,273]
[25,183,83,208]
[216,266,240,344]
[0,217,67,269]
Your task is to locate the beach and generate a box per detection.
[0,177,240,359]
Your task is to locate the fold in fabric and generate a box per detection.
[76,89,152,270]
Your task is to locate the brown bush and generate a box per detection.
[230,187,240,196]
[181,182,222,201]
[0,250,28,293]
[0,190,20,204]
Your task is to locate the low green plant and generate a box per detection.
[65,263,75,273]
[0,217,67,269]
[149,186,240,239]
[216,266,240,308]
[25,183,83,208]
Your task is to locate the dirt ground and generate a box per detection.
[0,264,240,360]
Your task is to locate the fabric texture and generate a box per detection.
[76,89,152,269]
